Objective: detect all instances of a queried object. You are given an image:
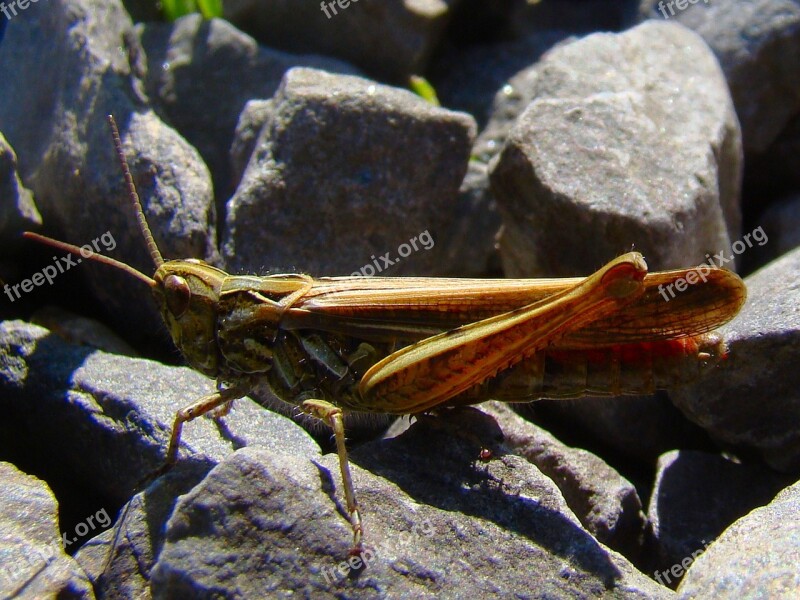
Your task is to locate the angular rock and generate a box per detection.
[490,21,742,277]
[223,67,476,277]
[0,462,93,599]
[483,402,646,560]
[640,0,800,156]
[230,99,273,190]
[0,320,320,506]
[670,246,800,472]
[434,159,503,277]
[646,450,791,588]
[677,478,800,598]
[30,306,139,357]
[0,0,217,349]
[149,410,670,598]
[0,131,41,252]
[431,33,573,277]
[0,131,41,310]
[138,14,358,201]
[75,463,211,598]
[521,393,716,470]
[222,0,454,81]
[432,30,571,127]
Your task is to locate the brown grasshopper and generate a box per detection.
[25,115,746,553]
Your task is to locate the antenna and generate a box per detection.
[106,114,164,269]
[22,231,156,287]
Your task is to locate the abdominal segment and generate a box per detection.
[456,333,726,403]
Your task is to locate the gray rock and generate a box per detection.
[474,51,557,166]
[677,477,800,598]
[434,159,503,277]
[482,402,647,560]
[521,393,715,470]
[149,410,671,598]
[640,0,800,155]
[432,30,572,127]
[646,450,791,588]
[30,306,139,357]
[230,99,273,190]
[0,131,41,251]
[0,462,94,599]
[138,14,359,202]
[223,67,476,277]
[0,320,320,504]
[489,21,742,277]
[670,246,800,472]
[0,132,41,305]
[75,463,212,598]
[431,34,574,277]
[0,0,218,348]
[222,0,455,81]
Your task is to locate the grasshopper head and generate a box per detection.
[24,117,232,379]
[153,259,227,378]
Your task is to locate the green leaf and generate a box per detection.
[162,0,199,21]
[197,0,223,18]
[409,75,440,107]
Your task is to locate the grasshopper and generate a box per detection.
[25,116,746,553]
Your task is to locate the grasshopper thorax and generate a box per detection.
[153,259,228,378]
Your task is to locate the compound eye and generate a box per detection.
[164,274,191,317]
